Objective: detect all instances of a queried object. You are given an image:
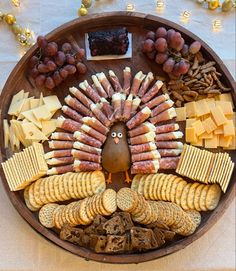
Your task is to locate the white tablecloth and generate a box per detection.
[0,1,235,270]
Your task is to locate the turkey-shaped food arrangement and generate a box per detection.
[45,68,183,183]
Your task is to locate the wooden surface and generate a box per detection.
[0,12,235,264]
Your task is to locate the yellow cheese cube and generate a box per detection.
[224,129,236,150]
[199,132,213,139]
[205,136,218,149]
[214,125,224,135]
[219,93,234,109]
[186,127,197,143]
[206,98,216,110]
[191,120,205,136]
[186,118,196,128]
[215,101,233,116]
[211,106,227,126]
[219,135,232,148]
[32,105,53,121]
[185,102,198,118]
[176,107,186,121]
[192,138,203,147]
[196,99,210,117]
[223,120,235,137]
[202,117,217,134]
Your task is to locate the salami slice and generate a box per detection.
[131,150,160,162]
[82,116,109,135]
[130,71,146,96]
[44,149,72,159]
[62,105,82,123]
[158,149,182,157]
[156,141,183,149]
[79,80,101,103]
[100,98,114,121]
[57,117,82,133]
[69,86,93,108]
[50,132,75,141]
[47,164,74,175]
[72,150,101,163]
[109,70,123,92]
[46,156,74,166]
[127,106,152,129]
[141,94,170,110]
[156,131,184,141]
[141,80,163,104]
[129,131,156,145]
[48,140,74,149]
[90,103,111,127]
[150,108,176,125]
[122,94,133,121]
[91,75,108,98]
[138,72,154,97]
[128,122,155,138]
[156,123,179,134]
[74,160,102,171]
[64,95,92,116]
[73,141,101,155]
[159,157,180,169]
[129,142,156,154]
[123,67,132,94]
[96,72,114,98]
[74,131,102,148]
[151,100,174,117]
[80,124,107,143]
[131,160,159,174]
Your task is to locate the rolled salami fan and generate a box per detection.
[45,68,183,182]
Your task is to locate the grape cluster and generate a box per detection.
[29,36,87,90]
[142,27,201,78]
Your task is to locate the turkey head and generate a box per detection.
[102,122,131,183]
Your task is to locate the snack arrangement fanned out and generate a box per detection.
[0,18,235,261]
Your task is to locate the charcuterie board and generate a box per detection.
[0,12,235,264]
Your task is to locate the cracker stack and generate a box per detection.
[131,174,222,211]
[176,144,235,192]
[24,171,106,211]
[1,142,48,191]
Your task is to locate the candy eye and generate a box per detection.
[117,133,123,138]
[111,132,116,138]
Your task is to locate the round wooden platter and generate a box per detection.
[0,12,235,264]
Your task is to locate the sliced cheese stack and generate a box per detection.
[176,144,235,193]
[1,142,48,191]
[175,94,235,150]
[4,90,62,151]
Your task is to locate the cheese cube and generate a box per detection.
[43,95,62,113]
[191,120,205,136]
[186,118,196,128]
[205,136,218,149]
[176,107,186,121]
[224,129,236,150]
[22,122,48,141]
[211,106,227,126]
[196,99,210,117]
[214,125,224,135]
[192,138,203,147]
[41,119,57,136]
[206,98,216,110]
[202,117,217,134]
[219,135,232,148]
[215,101,233,116]
[32,105,53,121]
[223,120,235,137]
[186,127,197,143]
[185,102,198,118]
[219,93,234,109]
[199,132,213,139]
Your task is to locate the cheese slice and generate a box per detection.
[202,117,217,134]
[22,122,48,141]
[214,125,224,135]
[185,101,198,118]
[3,119,10,148]
[8,90,25,115]
[176,107,186,121]
[186,118,196,128]
[192,138,203,147]
[23,92,29,99]
[32,105,53,121]
[43,95,62,113]
[10,120,32,147]
[224,128,236,150]
[21,110,42,129]
[205,136,218,149]
[186,127,197,143]
[196,99,210,117]
[215,101,233,116]
[223,120,235,137]
[41,119,57,136]
[211,106,227,126]
[191,120,205,136]
[30,98,40,109]
[8,98,26,116]
[39,93,44,106]
[199,132,213,139]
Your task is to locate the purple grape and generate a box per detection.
[59,68,69,79]
[181,44,189,57]
[52,71,63,86]
[189,41,201,54]
[163,58,175,73]
[45,76,55,89]
[45,42,58,56]
[154,38,168,53]
[61,42,72,53]
[146,31,156,41]
[37,36,48,49]
[142,39,155,53]
[166,29,176,44]
[178,60,190,74]
[38,63,49,73]
[155,27,167,38]
[47,60,57,72]
[155,53,168,64]
[29,56,39,68]
[35,74,46,87]
[76,62,87,74]
[30,67,40,79]
[55,51,66,67]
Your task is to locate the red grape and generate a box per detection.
[142,39,155,53]
[155,27,167,38]
[189,41,201,54]
[66,54,76,65]
[38,63,49,73]
[35,74,46,87]
[61,43,72,53]
[155,53,168,64]
[37,36,48,49]
[59,68,69,79]
[64,65,77,74]
[146,51,156,60]
[155,38,168,53]
[55,51,66,67]
[30,67,40,79]
[181,44,189,56]
[146,31,156,41]
[169,32,182,50]
[45,76,55,89]
[178,60,190,74]
[52,71,63,86]
[47,60,57,72]
[75,48,85,60]
[176,38,184,52]
[76,62,87,74]
[172,63,181,77]
[29,56,39,68]
[45,42,58,56]
[163,58,175,73]
[166,29,176,44]
[43,57,50,64]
